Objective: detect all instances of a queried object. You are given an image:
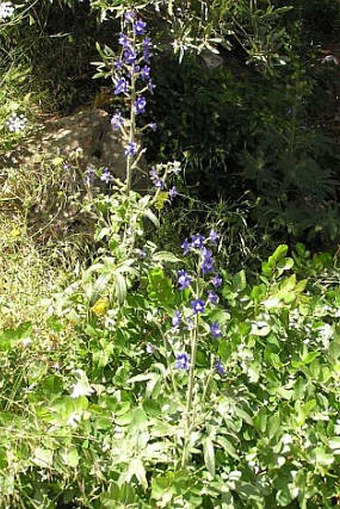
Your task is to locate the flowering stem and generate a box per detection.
[181,313,198,468]
[202,355,214,403]
[181,266,200,469]
[126,34,136,197]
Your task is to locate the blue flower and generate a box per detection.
[111,112,124,130]
[135,248,146,259]
[211,322,221,338]
[169,186,177,199]
[172,311,181,328]
[114,77,129,95]
[124,49,137,65]
[175,352,190,371]
[191,299,205,315]
[143,49,151,63]
[149,167,163,188]
[186,318,194,331]
[149,167,158,180]
[215,358,225,376]
[143,37,152,49]
[209,229,220,245]
[124,142,138,157]
[153,179,164,189]
[201,249,215,274]
[147,80,156,94]
[178,269,192,290]
[191,234,205,249]
[149,122,157,131]
[207,291,218,304]
[201,246,212,258]
[181,238,190,255]
[124,11,135,23]
[115,59,123,71]
[134,96,146,114]
[131,64,140,76]
[133,19,147,36]
[211,274,222,288]
[140,65,151,80]
[100,167,112,184]
[118,33,131,49]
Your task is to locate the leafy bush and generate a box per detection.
[1,227,339,507]
[0,4,339,508]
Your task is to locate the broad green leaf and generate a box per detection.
[153,251,180,263]
[311,447,334,466]
[329,437,340,454]
[254,408,267,433]
[271,245,289,263]
[216,436,238,459]
[126,458,148,490]
[33,447,53,468]
[233,270,247,292]
[60,448,79,468]
[143,208,160,228]
[267,414,280,439]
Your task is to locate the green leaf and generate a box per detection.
[60,448,79,468]
[33,447,53,468]
[254,408,267,433]
[234,407,253,426]
[233,270,247,292]
[203,438,215,477]
[301,351,320,365]
[152,251,180,263]
[126,458,148,490]
[215,436,238,459]
[276,487,295,507]
[270,245,289,264]
[147,268,174,306]
[143,209,160,228]
[329,437,340,454]
[267,414,280,439]
[114,272,127,304]
[311,447,334,466]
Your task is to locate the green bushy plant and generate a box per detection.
[1,8,339,508]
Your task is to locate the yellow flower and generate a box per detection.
[155,191,168,210]
[10,227,21,238]
[51,156,64,167]
[91,298,109,316]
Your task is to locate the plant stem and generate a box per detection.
[181,264,200,468]
[181,314,198,468]
[126,34,136,197]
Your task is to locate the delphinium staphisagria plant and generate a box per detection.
[111,10,154,196]
[92,10,180,259]
[169,230,226,467]
[86,8,228,480]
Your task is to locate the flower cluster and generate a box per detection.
[110,10,156,158]
[172,231,225,375]
[0,1,14,20]
[6,112,27,133]
[149,161,181,198]
[180,231,222,286]
[175,352,190,371]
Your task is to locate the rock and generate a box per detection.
[3,108,147,188]
[38,108,127,179]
